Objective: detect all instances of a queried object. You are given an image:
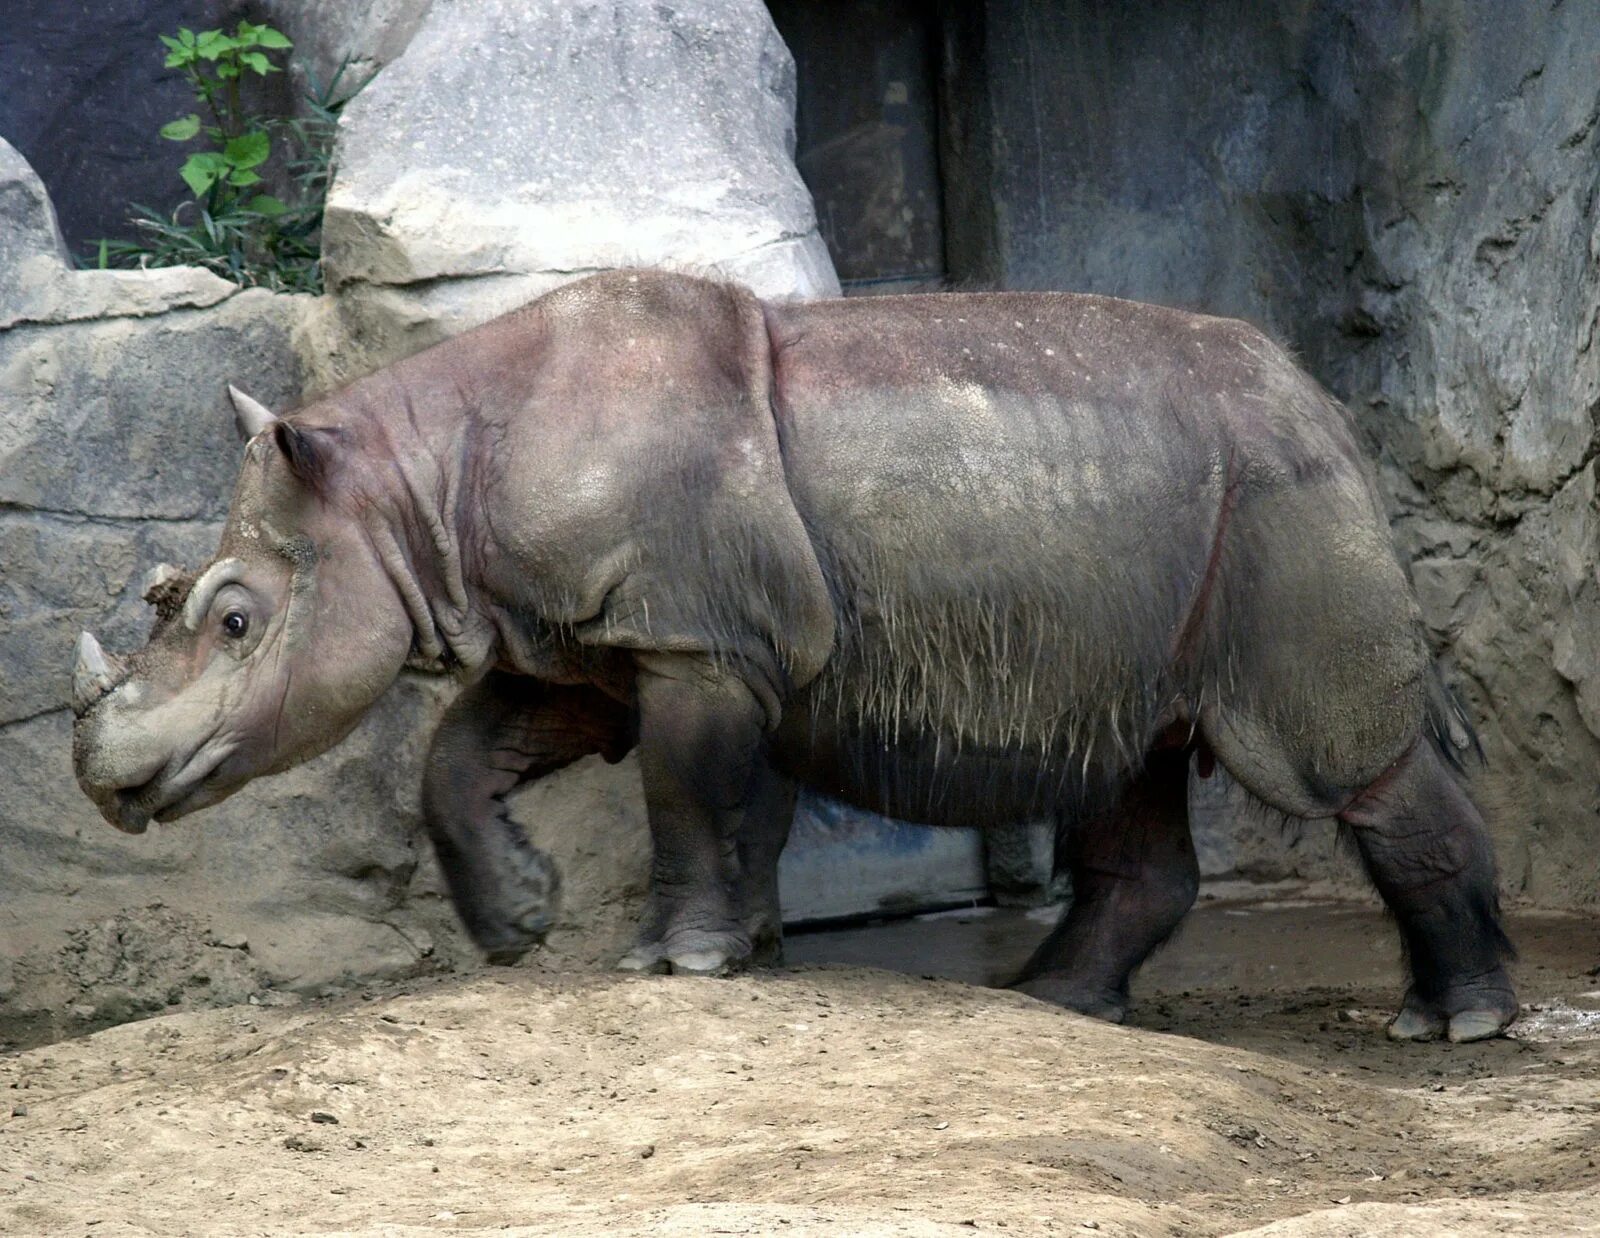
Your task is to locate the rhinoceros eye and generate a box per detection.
[222,610,249,639]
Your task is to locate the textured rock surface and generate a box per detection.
[306,0,838,391]
[0,139,238,332]
[0,1,263,254]
[324,0,834,293]
[944,0,1600,903]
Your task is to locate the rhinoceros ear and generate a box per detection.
[272,420,332,494]
[227,384,278,441]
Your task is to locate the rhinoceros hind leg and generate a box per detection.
[1012,747,1197,1022]
[1339,738,1518,1043]
[423,673,633,965]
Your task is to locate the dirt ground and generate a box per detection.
[4,887,1600,1236]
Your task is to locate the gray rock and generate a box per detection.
[322,0,838,303]
[0,139,239,331]
[0,134,70,278]
[257,0,432,99]
[0,288,304,519]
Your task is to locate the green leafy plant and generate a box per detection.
[90,21,358,293]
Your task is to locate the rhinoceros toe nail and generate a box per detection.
[1447,1010,1512,1043]
[1387,1007,1445,1042]
[616,946,670,974]
[665,949,738,976]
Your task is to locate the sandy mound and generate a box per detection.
[4,958,1599,1236]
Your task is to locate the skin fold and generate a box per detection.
[73,269,1516,1042]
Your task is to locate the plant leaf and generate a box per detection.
[239,51,273,75]
[223,131,271,169]
[227,168,262,187]
[255,28,292,50]
[180,154,223,197]
[246,194,288,216]
[159,114,201,142]
[195,30,237,60]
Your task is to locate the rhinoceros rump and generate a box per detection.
[72,270,1516,1042]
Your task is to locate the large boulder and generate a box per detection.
[305,0,839,390]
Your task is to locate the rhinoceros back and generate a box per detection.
[763,290,1428,824]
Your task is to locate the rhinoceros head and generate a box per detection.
[72,386,415,833]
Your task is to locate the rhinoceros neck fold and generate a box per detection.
[351,393,497,677]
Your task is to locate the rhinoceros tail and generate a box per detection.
[1423,663,1483,772]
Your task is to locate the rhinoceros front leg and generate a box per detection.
[422,672,633,964]
[619,653,776,976]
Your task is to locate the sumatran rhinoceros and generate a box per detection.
[72,269,1517,1042]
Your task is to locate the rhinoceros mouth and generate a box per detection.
[105,735,239,833]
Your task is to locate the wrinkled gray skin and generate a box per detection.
[73,270,1517,1042]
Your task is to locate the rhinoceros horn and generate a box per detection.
[227,384,278,440]
[140,562,187,603]
[140,562,195,620]
[73,631,127,716]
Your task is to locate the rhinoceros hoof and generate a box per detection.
[1386,977,1517,1043]
[616,941,671,974]
[1385,1002,1446,1042]
[1012,975,1128,1024]
[476,908,553,967]
[617,930,751,977]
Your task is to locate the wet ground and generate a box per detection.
[790,882,1600,1078]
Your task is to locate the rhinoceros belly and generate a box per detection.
[762,297,1234,825]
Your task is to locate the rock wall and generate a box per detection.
[0,0,263,255]
[0,0,836,1044]
[940,0,1600,903]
